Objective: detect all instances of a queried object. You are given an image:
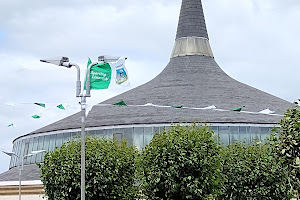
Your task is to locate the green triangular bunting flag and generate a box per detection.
[113,100,127,106]
[232,106,245,112]
[172,105,183,108]
[57,104,65,110]
[34,103,46,108]
[32,115,41,119]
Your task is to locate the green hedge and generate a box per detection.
[137,124,223,200]
[276,100,300,197]
[38,104,300,199]
[219,141,292,199]
[38,137,137,200]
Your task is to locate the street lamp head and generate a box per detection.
[40,57,71,68]
[2,151,18,157]
[98,55,127,63]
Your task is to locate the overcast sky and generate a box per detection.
[0,0,299,174]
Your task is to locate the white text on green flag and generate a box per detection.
[85,58,112,90]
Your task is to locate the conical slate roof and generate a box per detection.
[27,0,291,136]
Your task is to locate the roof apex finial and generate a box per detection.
[176,0,209,40]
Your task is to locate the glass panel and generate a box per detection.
[95,129,104,138]
[10,143,17,168]
[229,126,239,144]
[36,136,45,163]
[72,132,80,139]
[30,137,39,164]
[25,138,34,165]
[17,140,22,167]
[153,127,160,135]
[103,129,113,139]
[63,132,72,144]
[219,126,229,146]
[87,130,96,137]
[113,133,123,142]
[159,126,166,133]
[239,126,250,144]
[212,126,219,140]
[250,127,260,142]
[164,126,170,132]
[49,134,57,151]
[124,128,133,145]
[14,141,20,167]
[114,128,124,134]
[56,133,63,148]
[144,127,153,148]
[43,135,50,152]
[24,139,30,156]
[260,127,271,142]
[133,127,144,150]
[19,139,26,161]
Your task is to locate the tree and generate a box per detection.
[276,100,300,197]
[219,141,292,199]
[138,124,223,200]
[38,137,137,200]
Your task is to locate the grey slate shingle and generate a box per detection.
[0,165,41,182]
[25,55,291,137]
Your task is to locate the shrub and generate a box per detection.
[138,124,223,200]
[276,100,300,197]
[38,137,137,200]
[219,141,292,200]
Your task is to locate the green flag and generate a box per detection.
[7,124,14,127]
[113,100,127,106]
[57,104,65,110]
[172,105,183,108]
[32,115,41,119]
[34,103,46,108]
[232,106,245,112]
[85,58,112,90]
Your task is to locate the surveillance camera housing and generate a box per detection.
[40,57,70,67]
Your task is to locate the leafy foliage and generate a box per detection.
[138,124,223,200]
[219,141,292,199]
[38,137,137,200]
[276,100,300,197]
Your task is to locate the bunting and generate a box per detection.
[0,100,284,129]
[7,124,15,127]
[34,103,46,108]
[32,115,41,119]
[57,104,65,110]
[113,100,127,106]
[232,106,245,112]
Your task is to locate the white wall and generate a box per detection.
[0,195,45,200]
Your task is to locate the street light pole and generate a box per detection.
[40,56,121,200]
[2,150,46,200]
[80,95,86,200]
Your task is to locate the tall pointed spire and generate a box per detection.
[171,0,213,58]
[176,0,209,39]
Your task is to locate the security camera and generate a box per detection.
[40,56,70,67]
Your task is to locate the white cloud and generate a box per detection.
[0,0,299,173]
